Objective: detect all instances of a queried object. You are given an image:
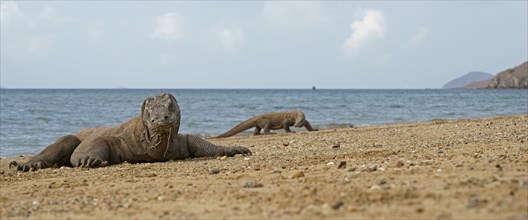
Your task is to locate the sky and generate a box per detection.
[1,1,527,89]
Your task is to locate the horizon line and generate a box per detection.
[0,87,444,90]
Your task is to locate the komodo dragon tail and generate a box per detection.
[215,118,258,138]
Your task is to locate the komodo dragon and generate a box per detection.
[215,110,318,138]
[9,93,251,172]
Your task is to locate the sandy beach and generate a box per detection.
[1,114,527,219]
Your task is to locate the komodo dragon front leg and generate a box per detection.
[283,121,294,133]
[303,121,317,131]
[181,135,251,158]
[10,135,81,171]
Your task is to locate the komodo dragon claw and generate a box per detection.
[9,161,44,172]
[224,147,252,157]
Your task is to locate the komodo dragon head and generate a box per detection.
[293,111,307,127]
[140,93,181,153]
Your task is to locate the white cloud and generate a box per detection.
[1,1,21,25]
[215,23,244,52]
[343,10,385,56]
[406,27,428,47]
[150,12,184,41]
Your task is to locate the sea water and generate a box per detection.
[1,89,526,157]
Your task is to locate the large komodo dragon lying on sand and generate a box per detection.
[215,110,318,138]
[10,93,251,172]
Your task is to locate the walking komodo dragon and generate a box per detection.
[9,93,251,172]
[215,110,318,138]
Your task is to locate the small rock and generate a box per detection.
[396,160,405,167]
[243,181,264,188]
[330,201,344,209]
[421,160,433,166]
[365,163,377,172]
[373,143,382,148]
[144,173,157,177]
[347,205,359,212]
[291,171,305,178]
[369,185,381,190]
[282,143,289,147]
[337,161,347,169]
[301,204,321,216]
[347,167,356,172]
[272,168,282,174]
[209,167,220,174]
[495,164,502,171]
[467,197,480,208]
[326,162,334,166]
[332,143,340,148]
[219,156,227,161]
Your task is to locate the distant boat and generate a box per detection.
[312,86,316,90]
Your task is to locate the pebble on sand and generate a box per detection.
[331,201,344,209]
[243,181,264,188]
[291,171,305,178]
[209,167,220,174]
[338,161,347,169]
[272,168,282,174]
[365,164,377,172]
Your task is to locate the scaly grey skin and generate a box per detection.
[215,110,318,138]
[9,93,251,172]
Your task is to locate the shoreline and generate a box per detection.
[1,114,527,219]
[0,115,506,158]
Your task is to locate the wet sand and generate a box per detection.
[1,114,527,219]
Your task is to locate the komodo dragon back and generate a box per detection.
[215,117,258,138]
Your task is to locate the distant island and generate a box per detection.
[442,72,493,89]
[443,61,528,89]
